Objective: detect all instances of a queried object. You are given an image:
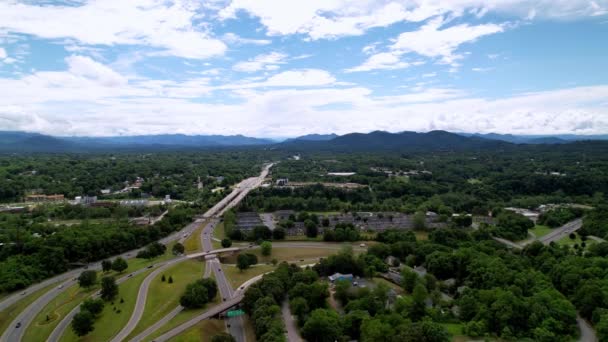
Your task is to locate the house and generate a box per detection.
[100,189,111,195]
[328,273,354,283]
[275,178,289,186]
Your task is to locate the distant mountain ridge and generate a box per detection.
[2,130,607,153]
[280,130,509,152]
[461,132,608,144]
[0,132,273,152]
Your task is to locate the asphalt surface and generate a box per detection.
[578,314,598,342]
[540,218,583,245]
[282,299,302,342]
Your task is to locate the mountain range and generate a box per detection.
[1,130,606,153]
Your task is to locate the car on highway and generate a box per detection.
[15,322,21,328]
[128,274,133,277]
[58,284,63,289]
[147,265,154,269]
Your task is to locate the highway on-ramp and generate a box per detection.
[539,218,583,245]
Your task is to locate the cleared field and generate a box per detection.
[414,230,429,241]
[214,222,226,240]
[126,259,205,339]
[23,282,99,341]
[557,234,596,250]
[167,319,226,342]
[223,264,276,289]
[0,282,58,335]
[60,269,153,342]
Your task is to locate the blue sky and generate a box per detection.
[0,0,607,137]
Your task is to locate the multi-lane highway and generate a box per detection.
[539,218,583,245]
[0,163,273,342]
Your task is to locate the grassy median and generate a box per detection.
[60,269,153,342]
[223,264,276,289]
[126,259,205,339]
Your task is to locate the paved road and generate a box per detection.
[540,218,583,245]
[47,264,162,342]
[111,164,273,342]
[492,236,523,249]
[282,299,302,342]
[577,314,598,342]
[2,164,272,342]
[260,213,276,231]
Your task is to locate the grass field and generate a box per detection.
[214,222,226,240]
[23,282,99,341]
[126,259,205,339]
[529,225,552,239]
[60,269,153,342]
[557,234,596,250]
[167,319,226,342]
[184,220,209,253]
[141,291,221,342]
[0,282,58,335]
[223,264,276,288]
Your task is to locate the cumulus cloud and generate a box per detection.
[233,52,288,72]
[219,0,606,40]
[348,17,504,72]
[0,47,6,59]
[0,0,226,59]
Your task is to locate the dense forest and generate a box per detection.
[0,152,266,203]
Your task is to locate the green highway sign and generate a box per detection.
[226,309,245,317]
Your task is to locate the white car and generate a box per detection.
[359,243,366,247]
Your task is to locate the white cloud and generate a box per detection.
[222,33,271,45]
[0,48,6,59]
[347,17,504,72]
[232,52,288,72]
[66,56,127,87]
[263,69,336,87]
[390,17,505,65]
[345,52,410,72]
[0,0,226,59]
[219,0,606,40]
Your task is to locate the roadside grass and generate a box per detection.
[141,292,220,342]
[220,247,341,265]
[243,315,257,342]
[214,222,226,240]
[223,264,276,289]
[23,282,100,341]
[166,319,225,342]
[0,282,58,335]
[126,259,205,339]
[557,234,596,250]
[285,235,323,242]
[60,269,153,342]
[184,220,207,253]
[529,225,553,239]
[467,178,482,184]
[24,244,178,341]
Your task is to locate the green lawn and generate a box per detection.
[126,259,205,339]
[372,277,404,295]
[557,233,596,250]
[0,282,58,335]
[23,282,99,341]
[529,225,553,239]
[141,289,221,342]
[167,319,226,342]
[223,264,276,289]
[60,269,153,342]
[441,323,464,335]
[184,220,206,253]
